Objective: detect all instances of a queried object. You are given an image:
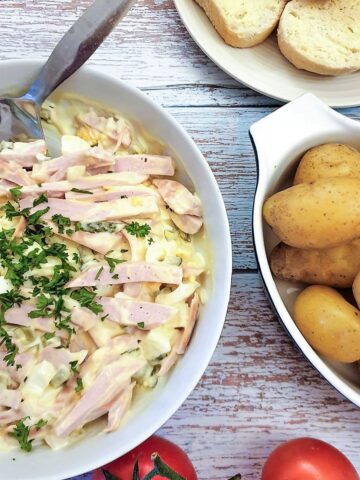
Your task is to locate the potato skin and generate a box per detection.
[263,177,360,249]
[293,285,360,363]
[353,271,360,309]
[270,240,360,288]
[294,143,360,185]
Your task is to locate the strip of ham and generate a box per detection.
[41,346,87,370]
[114,155,174,176]
[70,307,98,331]
[98,297,176,329]
[5,304,59,334]
[54,357,143,437]
[0,409,23,424]
[80,335,138,382]
[170,211,203,235]
[19,196,158,222]
[65,185,159,202]
[81,380,132,426]
[158,332,182,377]
[106,382,135,432]
[41,172,149,193]
[0,389,22,409]
[47,221,124,255]
[31,148,115,182]
[122,230,146,262]
[0,179,16,190]
[177,293,200,355]
[12,216,27,239]
[0,352,34,383]
[0,183,44,199]
[0,180,18,198]
[153,179,202,216]
[76,110,132,150]
[69,331,97,355]
[0,140,47,168]
[67,262,183,288]
[0,158,36,186]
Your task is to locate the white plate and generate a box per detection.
[174,0,360,107]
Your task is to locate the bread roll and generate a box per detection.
[278,0,360,75]
[195,0,288,48]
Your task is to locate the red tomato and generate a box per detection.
[92,435,197,480]
[262,438,359,480]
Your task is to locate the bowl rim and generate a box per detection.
[0,59,232,478]
[250,96,360,409]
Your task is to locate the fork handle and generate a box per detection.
[23,0,135,104]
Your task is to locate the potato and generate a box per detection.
[263,177,360,249]
[294,143,360,185]
[353,271,360,309]
[270,240,360,288]
[293,285,360,363]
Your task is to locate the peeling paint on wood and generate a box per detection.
[1,1,360,479]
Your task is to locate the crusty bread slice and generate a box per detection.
[278,0,360,76]
[195,0,288,48]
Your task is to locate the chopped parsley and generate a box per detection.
[0,290,28,310]
[104,251,125,273]
[10,418,32,452]
[54,315,75,346]
[147,237,154,245]
[10,417,47,451]
[71,288,103,315]
[27,206,50,225]
[52,214,71,234]
[137,322,145,329]
[95,266,104,280]
[0,330,18,367]
[2,201,29,220]
[42,332,55,342]
[100,314,109,322]
[69,360,79,374]
[70,188,93,195]
[34,419,47,430]
[76,221,120,233]
[9,186,22,202]
[72,252,81,264]
[125,221,151,238]
[0,290,28,367]
[33,194,48,207]
[75,377,84,393]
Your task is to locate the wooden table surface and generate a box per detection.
[1,1,360,478]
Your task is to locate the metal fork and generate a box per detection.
[0,0,135,142]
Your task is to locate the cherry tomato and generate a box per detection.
[262,437,359,480]
[92,435,197,480]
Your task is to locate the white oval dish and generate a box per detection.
[0,59,232,480]
[251,93,360,407]
[174,0,360,108]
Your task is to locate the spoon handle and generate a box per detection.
[24,0,135,104]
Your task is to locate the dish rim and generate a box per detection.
[250,93,360,408]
